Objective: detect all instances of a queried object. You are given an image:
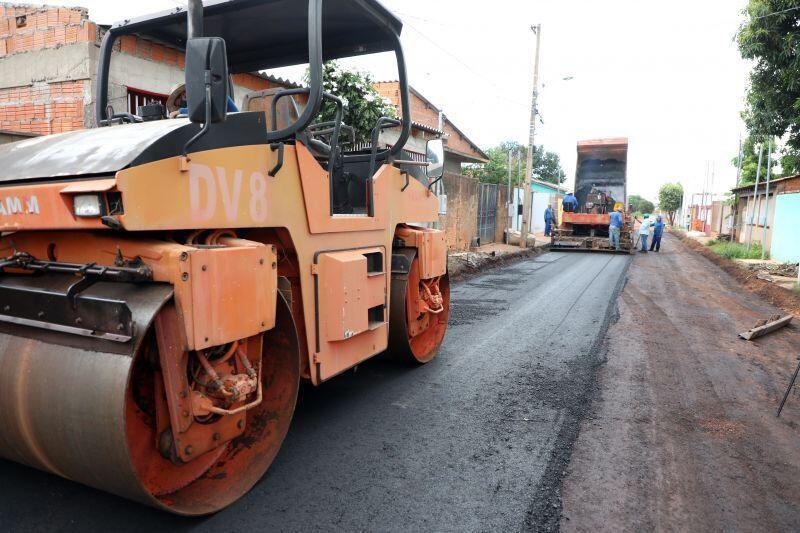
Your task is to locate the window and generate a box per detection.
[127,87,168,115]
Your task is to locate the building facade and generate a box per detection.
[732,174,800,259]
[0,3,291,137]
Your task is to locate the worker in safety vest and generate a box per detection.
[650,215,665,252]
[562,193,578,213]
[544,205,555,237]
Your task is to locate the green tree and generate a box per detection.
[467,140,566,185]
[658,183,684,225]
[306,61,396,143]
[629,195,655,216]
[737,1,800,173]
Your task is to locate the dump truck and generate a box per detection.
[551,138,633,253]
[0,0,450,515]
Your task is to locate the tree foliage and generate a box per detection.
[658,183,684,225]
[306,61,396,144]
[467,140,566,185]
[629,195,655,216]
[737,1,800,175]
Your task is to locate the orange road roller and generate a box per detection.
[0,0,450,515]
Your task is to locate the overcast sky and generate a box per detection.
[36,0,751,202]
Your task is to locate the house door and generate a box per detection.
[477,183,498,245]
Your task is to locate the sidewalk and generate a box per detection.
[561,232,800,531]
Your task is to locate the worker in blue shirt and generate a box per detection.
[608,206,624,251]
[544,205,555,237]
[168,83,240,118]
[650,215,666,252]
[562,192,578,213]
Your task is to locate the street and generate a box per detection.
[0,252,630,532]
[562,234,800,531]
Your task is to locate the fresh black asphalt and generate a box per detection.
[0,252,631,532]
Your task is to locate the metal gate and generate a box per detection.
[477,183,498,245]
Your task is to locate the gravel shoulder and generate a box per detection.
[561,233,800,532]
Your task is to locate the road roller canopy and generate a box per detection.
[111,0,403,72]
[95,0,413,163]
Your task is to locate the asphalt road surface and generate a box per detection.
[0,251,630,532]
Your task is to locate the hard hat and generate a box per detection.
[166,83,187,114]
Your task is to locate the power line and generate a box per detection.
[399,19,530,110]
[752,5,800,20]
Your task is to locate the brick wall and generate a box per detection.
[441,172,479,250]
[0,4,96,57]
[0,2,285,136]
[0,4,93,134]
[0,79,84,134]
[116,34,184,69]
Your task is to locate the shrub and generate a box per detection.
[707,240,767,260]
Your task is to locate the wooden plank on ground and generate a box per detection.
[739,315,794,341]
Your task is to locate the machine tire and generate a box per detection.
[389,255,450,364]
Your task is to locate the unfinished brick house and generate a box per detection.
[0,2,294,141]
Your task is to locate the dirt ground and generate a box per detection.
[561,233,800,532]
[675,232,800,317]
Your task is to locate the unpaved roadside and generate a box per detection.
[561,233,800,531]
[672,230,800,316]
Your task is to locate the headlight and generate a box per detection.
[73,194,104,218]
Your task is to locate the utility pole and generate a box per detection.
[761,138,773,260]
[746,143,764,254]
[710,162,716,233]
[732,137,744,242]
[506,149,513,243]
[520,24,541,249]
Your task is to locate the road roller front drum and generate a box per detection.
[0,291,300,516]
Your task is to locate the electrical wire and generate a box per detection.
[398,19,530,110]
[751,5,800,20]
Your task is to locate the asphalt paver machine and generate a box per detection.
[0,0,450,515]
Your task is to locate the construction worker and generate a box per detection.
[544,205,554,237]
[167,83,239,119]
[609,206,623,251]
[562,192,578,213]
[638,214,653,253]
[650,215,665,252]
